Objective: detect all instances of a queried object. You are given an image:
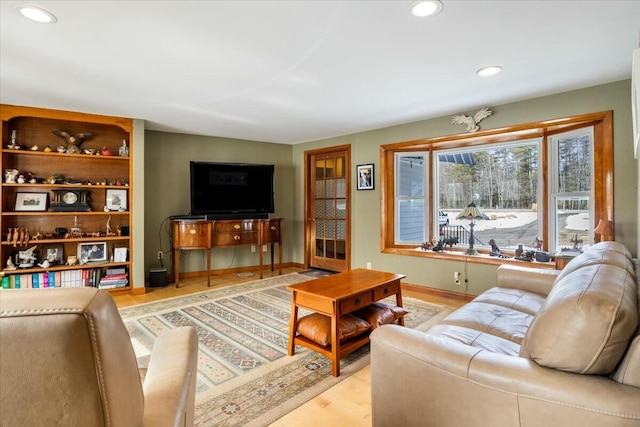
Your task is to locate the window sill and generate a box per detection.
[383,246,557,269]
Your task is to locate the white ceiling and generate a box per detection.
[1,1,639,144]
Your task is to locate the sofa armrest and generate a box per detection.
[496,264,560,296]
[370,325,640,427]
[143,326,198,427]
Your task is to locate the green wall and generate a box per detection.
[143,132,294,275]
[144,80,638,295]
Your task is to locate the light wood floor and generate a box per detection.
[112,267,466,427]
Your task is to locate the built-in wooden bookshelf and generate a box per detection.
[0,104,133,295]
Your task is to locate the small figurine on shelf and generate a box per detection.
[37,260,50,269]
[5,257,16,270]
[43,146,52,152]
[101,146,112,156]
[7,130,20,150]
[119,139,129,157]
[4,169,18,183]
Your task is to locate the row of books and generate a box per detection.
[1,268,129,290]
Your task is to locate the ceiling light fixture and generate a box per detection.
[18,6,57,23]
[410,0,443,17]
[476,66,503,77]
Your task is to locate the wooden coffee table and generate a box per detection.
[287,268,406,377]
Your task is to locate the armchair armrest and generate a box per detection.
[143,326,198,427]
[371,325,640,427]
[496,264,560,296]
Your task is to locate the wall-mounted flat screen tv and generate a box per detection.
[190,161,275,217]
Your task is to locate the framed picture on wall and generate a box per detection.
[356,164,374,190]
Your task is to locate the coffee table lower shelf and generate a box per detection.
[287,268,406,377]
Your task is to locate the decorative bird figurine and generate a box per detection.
[52,129,93,154]
[101,146,112,156]
[452,107,493,133]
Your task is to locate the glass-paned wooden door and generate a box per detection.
[308,148,350,272]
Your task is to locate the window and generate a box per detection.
[381,111,613,264]
[434,138,541,250]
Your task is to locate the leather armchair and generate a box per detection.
[0,287,198,427]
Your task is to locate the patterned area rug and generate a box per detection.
[120,273,449,427]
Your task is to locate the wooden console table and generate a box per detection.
[172,218,282,288]
[287,269,405,377]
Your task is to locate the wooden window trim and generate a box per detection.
[380,111,613,267]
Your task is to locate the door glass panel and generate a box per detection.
[326,158,334,178]
[316,179,325,198]
[316,219,325,238]
[337,219,346,239]
[315,159,325,179]
[316,239,324,256]
[326,219,336,238]
[336,156,345,177]
[336,240,346,260]
[325,199,335,219]
[336,200,346,219]
[326,178,335,198]
[336,178,346,198]
[326,240,335,258]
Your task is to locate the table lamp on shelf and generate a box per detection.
[594,219,614,242]
[456,201,486,256]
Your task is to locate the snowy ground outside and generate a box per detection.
[445,210,589,231]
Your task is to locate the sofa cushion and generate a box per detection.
[296,313,371,346]
[520,264,638,374]
[352,302,408,329]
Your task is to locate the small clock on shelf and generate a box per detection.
[49,189,91,212]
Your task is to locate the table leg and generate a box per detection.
[206,248,212,287]
[395,280,405,326]
[331,312,340,377]
[288,297,298,356]
[259,245,264,279]
[173,248,180,288]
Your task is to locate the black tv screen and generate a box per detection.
[190,161,275,217]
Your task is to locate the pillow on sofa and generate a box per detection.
[296,313,371,347]
[520,264,638,374]
[352,302,408,329]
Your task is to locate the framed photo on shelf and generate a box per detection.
[105,189,127,211]
[42,243,64,265]
[15,192,48,211]
[356,164,374,190]
[77,242,108,263]
[113,247,128,263]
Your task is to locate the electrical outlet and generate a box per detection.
[251,245,256,253]
[454,271,460,285]
[157,251,163,260]
[366,262,372,270]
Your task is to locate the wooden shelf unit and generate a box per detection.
[1,104,134,293]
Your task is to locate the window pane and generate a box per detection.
[397,156,424,197]
[555,196,590,251]
[557,134,591,192]
[436,141,540,249]
[398,200,425,242]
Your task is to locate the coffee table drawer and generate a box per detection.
[340,291,373,313]
[374,282,399,300]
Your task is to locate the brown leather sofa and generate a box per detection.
[0,287,198,427]
[370,241,640,427]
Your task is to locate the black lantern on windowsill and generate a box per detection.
[456,201,486,256]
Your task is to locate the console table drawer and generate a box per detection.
[340,291,373,313]
[374,282,399,300]
[173,220,212,249]
[214,220,257,232]
[260,219,281,243]
[213,231,259,246]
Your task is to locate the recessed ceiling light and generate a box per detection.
[18,6,57,23]
[476,66,503,77]
[410,0,443,18]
